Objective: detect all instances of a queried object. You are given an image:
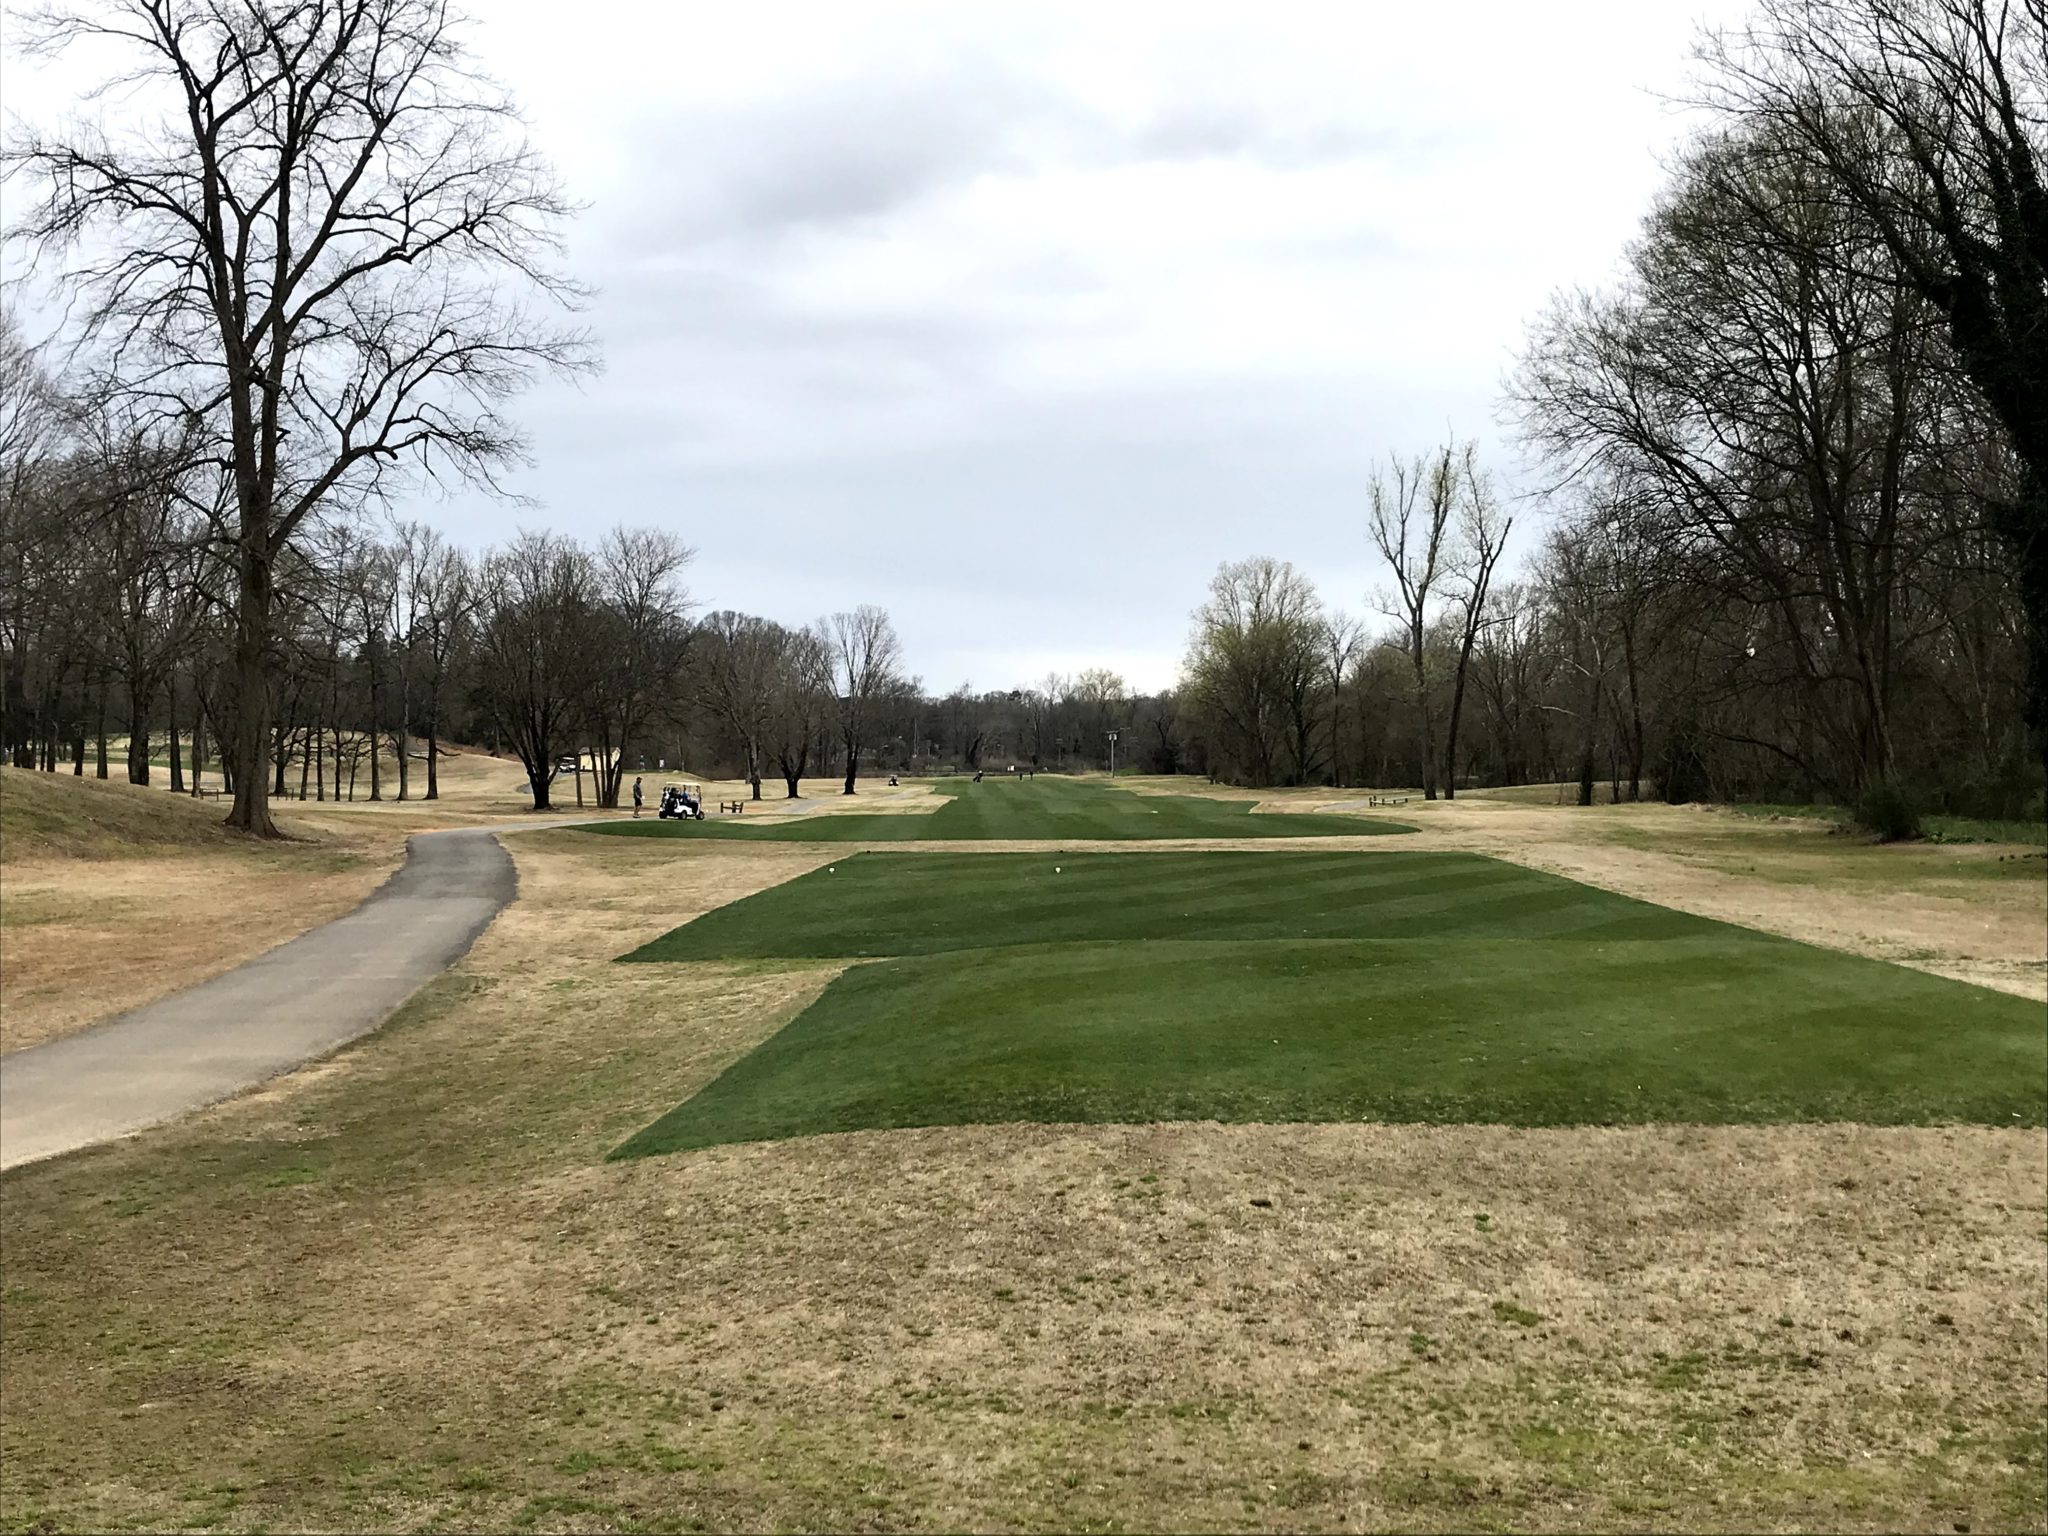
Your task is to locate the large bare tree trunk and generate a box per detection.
[1576,673,1602,808]
[1409,634,1438,801]
[167,675,183,793]
[125,689,151,785]
[93,673,109,780]
[393,677,411,801]
[365,632,383,802]
[1441,664,1467,801]
[226,551,280,836]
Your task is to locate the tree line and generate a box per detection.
[1509,0,2042,820]
[1177,0,2044,822]
[0,384,929,812]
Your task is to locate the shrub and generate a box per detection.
[1854,780,1923,842]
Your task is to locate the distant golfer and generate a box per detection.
[632,776,644,818]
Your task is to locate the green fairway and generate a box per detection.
[621,849,1705,961]
[613,851,2048,1157]
[582,774,1410,841]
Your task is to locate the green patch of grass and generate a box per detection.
[614,850,2045,1157]
[510,1493,615,1529]
[621,850,1702,962]
[1925,814,2046,845]
[1514,1417,1603,1462]
[582,775,1410,844]
[1730,801,2046,847]
[614,929,2046,1157]
[1491,1300,1542,1327]
[1604,817,2047,888]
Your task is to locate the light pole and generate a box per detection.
[1106,730,1119,777]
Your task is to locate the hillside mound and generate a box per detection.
[0,767,241,859]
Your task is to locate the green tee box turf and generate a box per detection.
[611,849,2048,1157]
[614,935,2047,1157]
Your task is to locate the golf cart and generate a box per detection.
[658,782,705,821]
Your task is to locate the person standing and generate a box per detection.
[632,776,644,818]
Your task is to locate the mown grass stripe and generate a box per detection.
[613,936,2046,1157]
[622,850,1718,962]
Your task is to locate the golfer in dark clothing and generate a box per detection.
[632,776,644,818]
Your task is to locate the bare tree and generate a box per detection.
[0,319,76,770]
[1514,119,1952,797]
[1544,525,1616,807]
[768,624,831,797]
[412,536,476,802]
[826,605,904,794]
[1440,457,1514,799]
[694,611,785,800]
[584,528,692,807]
[1698,0,2048,770]
[1181,557,1329,786]
[473,530,592,812]
[1038,671,1070,768]
[1368,444,1461,797]
[5,0,593,834]
[350,542,396,800]
[1072,666,1129,768]
[386,520,448,801]
[1323,613,1362,787]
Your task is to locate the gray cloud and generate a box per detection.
[399,2,1737,691]
[608,64,1057,250]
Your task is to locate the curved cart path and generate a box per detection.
[1,825,537,1171]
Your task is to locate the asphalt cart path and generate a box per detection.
[0,822,580,1171]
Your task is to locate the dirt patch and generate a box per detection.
[0,847,404,1053]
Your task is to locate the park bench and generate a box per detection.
[1366,794,1409,807]
[719,799,746,815]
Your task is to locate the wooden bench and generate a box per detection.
[1366,794,1410,808]
[719,800,746,815]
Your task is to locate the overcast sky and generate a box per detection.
[10,1,1740,693]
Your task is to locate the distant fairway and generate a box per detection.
[614,851,2048,1157]
[583,774,1410,841]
